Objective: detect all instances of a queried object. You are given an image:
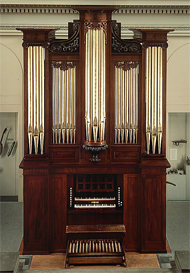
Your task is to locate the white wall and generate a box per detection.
[0,34,24,201]
[167,35,190,113]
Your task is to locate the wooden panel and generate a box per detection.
[50,175,67,252]
[123,174,140,251]
[67,211,122,226]
[141,174,166,252]
[49,146,79,164]
[24,175,49,253]
[111,145,141,164]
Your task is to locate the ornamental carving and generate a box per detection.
[115,61,139,70]
[84,22,107,43]
[23,41,50,48]
[49,24,79,53]
[51,61,76,71]
[112,23,141,53]
[142,42,168,49]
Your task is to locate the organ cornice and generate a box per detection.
[0,4,189,14]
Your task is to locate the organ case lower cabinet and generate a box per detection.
[23,169,49,254]
[19,6,171,257]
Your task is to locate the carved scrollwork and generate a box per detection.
[51,61,76,71]
[112,23,141,53]
[115,61,139,70]
[49,24,79,53]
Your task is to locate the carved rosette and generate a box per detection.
[115,61,139,71]
[49,24,79,53]
[84,22,107,43]
[51,61,76,71]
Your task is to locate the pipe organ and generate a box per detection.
[19,6,171,261]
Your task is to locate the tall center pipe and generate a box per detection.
[85,27,106,144]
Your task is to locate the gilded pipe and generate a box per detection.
[135,66,139,143]
[92,29,96,140]
[70,67,74,130]
[102,30,106,124]
[115,128,117,144]
[121,129,124,143]
[55,67,59,144]
[158,47,163,154]
[86,29,92,141]
[70,128,73,144]
[124,70,129,143]
[39,47,45,153]
[115,67,117,143]
[93,117,98,142]
[145,47,152,153]
[73,128,76,144]
[117,128,121,144]
[62,128,66,144]
[63,70,67,142]
[129,69,133,143]
[67,68,71,131]
[132,68,136,130]
[52,67,56,143]
[66,128,70,144]
[58,68,62,143]
[117,68,121,131]
[28,46,33,154]
[73,66,76,141]
[85,30,89,125]
[120,69,124,131]
[151,47,157,154]
[33,46,39,154]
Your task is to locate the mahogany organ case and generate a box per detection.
[19,6,171,257]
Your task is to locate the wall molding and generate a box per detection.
[1,25,190,38]
[0,4,190,15]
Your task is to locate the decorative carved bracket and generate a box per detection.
[112,23,141,53]
[49,24,79,53]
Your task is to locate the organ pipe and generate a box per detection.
[145,46,163,154]
[28,46,45,154]
[52,62,76,144]
[115,62,139,144]
[85,28,106,144]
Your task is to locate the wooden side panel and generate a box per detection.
[111,146,141,164]
[123,174,140,251]
[50,175,67,252]
[141,174,166,252]
[24,175,49,254]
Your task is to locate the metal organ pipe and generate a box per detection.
[27,46,45,154]
[85,28,106,143]
[115,62,139,144]
[52,62,76,144]
[145,46,163,154]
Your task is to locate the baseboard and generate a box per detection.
[0,196,18,202]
